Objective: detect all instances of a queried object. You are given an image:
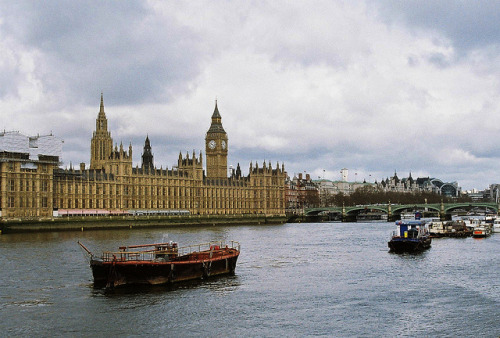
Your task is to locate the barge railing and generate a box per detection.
[99,241,240,262]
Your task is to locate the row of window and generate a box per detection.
[7,179,49,192]
[7,196,48,208]
[55,185,280,198]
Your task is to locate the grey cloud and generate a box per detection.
[375,1,500,53]
[0,1,203,106]
[2,1,500,190]
[427,53,451,68]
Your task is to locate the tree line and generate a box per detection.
[319,186,473,207]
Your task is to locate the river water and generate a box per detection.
[1,222,498,337]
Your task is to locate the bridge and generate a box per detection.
[305,202,499,220]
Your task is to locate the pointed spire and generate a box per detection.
[208,99,225,133]
[212,99,221,119]
[236,163,242,178]
[99,92,106,117]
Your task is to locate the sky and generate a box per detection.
[1,1,500,191]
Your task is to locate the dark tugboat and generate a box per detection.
[78,240,240,288]
[388,220,432,253]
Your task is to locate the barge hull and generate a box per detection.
[91,255,239,288]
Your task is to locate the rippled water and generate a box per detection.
[1,223,499,337]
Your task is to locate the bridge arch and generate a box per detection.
[303,202,498,218]
[444,203,497,214]
[390,204,440,215]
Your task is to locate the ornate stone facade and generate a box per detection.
[0,96,286,219]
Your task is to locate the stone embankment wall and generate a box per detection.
[0,215,287,233]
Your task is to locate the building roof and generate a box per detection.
[207,101,226,133]
[0,131,63,161]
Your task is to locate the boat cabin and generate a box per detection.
[154,242,178,260]
[394,220,427,238]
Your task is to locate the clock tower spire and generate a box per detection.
[205,100,228,179]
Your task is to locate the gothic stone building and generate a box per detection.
[0,131,62,218]
[0,95,286,219]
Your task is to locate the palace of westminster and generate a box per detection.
[0,95,286,219]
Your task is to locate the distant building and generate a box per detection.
[465,184,500,202]
[313,179,374,205]
[310,169,462,207]
[377,171,461,197]
[340,168,348,182]
[489,184,500,202]
[285,173,319,213]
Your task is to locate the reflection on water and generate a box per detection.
[1,223,499,337]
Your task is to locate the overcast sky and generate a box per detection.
[1,1,500,191]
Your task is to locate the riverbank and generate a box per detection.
[0,214,288,234]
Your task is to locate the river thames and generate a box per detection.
[1,222,499,337]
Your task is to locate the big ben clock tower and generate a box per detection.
[205,100,228,179]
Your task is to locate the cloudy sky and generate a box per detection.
[1,1,500,191]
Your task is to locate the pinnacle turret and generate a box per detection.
[99,92,106,118]
[141,136,154,170]
[212,99,221,119]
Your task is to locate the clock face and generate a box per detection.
[208,140,216,149]
[221,140,226,149]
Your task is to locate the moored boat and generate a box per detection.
[428,219,472,238]
[78,240,240,288]
[388,220,431,253]
[493,219,500,233]
[472,224,492,238]
[427,219,445,237]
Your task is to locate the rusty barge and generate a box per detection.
[78,240,240,288]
